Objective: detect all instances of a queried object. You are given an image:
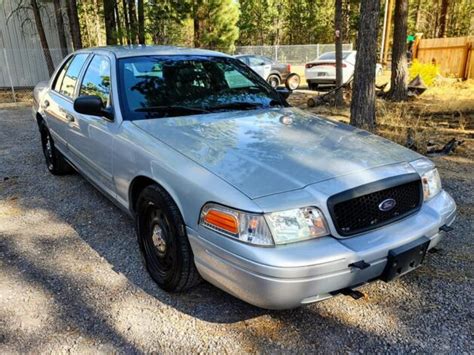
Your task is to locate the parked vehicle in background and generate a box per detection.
[32,46,456,310]
[305,50,382,90]
[235,54,300,90]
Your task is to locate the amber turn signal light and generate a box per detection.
[203,209,239,235]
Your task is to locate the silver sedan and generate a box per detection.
[32,46,456,309]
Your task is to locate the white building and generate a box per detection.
[0,0,72,87]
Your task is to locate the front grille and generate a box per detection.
[327,174,423,236]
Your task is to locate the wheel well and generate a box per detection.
[268,73,281,80]
[129,176,160,214]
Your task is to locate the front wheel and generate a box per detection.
[40,123,73,175]
[135,185,201,292]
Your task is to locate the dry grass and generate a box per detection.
[289,79,474,159]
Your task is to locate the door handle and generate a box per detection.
[42,100,50,109]
[65,113,75,122]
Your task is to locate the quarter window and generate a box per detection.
[53,56,73,92]
[58,53,89,99]
[79,55,111,106]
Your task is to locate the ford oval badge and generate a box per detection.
[378,198,396,212]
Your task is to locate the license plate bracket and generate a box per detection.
[381,237,430,282]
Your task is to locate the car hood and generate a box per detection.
[132,107,421,199]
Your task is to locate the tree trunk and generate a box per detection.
[66,0,82,49]
[30,0,55,75]
[93,0,102,45]
[342,0,351,40]
[137,0,145,44]
[114,1,123,45]
[414,0,422,31]
[193,0,202,47]
[122,0,131,44]
[335,0,344,106]
[438,0,449,38]
[52,0,68,58]
[128,0,138,43]
[387,0,408,101]
[350,0,380,131]
[103,0,117,45]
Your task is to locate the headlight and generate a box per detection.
[200,203,274,246]
[421,168,442,200]
[200,203,329,246]
[265,207,329,244]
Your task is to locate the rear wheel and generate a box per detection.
[285,73,300,90]
[135,184,201,292]
[40,123,73,175]
[267,75,280,89]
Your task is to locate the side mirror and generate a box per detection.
[276,88,292,100]
[74,95,113,120]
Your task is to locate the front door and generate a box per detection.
[66,54,116,196]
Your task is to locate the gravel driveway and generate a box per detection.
[1,105,473,353]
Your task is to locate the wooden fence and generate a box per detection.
[413,36,474,80]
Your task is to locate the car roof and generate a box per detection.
[75,45,231,59]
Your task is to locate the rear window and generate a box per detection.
[317,51,353,60]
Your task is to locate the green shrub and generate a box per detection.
[409,59,440,86]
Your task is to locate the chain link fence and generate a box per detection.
[234,44,353,64]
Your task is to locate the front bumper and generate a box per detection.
[188,190,456,309]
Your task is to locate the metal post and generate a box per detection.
[3,48,16,103]
[382,0,394,65]
[380,0,389,64]
[316,44,320,59]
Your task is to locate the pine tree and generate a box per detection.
[194,0,240,52]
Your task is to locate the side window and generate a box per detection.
[59,53,89,99]
[79,55,111,106]
[53,56,73,92]
[248,56,265,66]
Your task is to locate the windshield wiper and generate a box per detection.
[135,105,209,114]
[206,102,266,111]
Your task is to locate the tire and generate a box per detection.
[39,123,73,175]
[307,97,316,107]
[285,73,301,90]
[267,75,280,89]
[135,184,201,292]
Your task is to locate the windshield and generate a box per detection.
[317,51,353,61]
[118,55,283,120]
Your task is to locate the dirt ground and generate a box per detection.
[0,102,473,353]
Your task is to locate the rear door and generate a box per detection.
[66,54,116,196]
[43,53,90,154]
[247,56,271,80]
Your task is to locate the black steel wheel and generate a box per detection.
[136,184,201,292]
